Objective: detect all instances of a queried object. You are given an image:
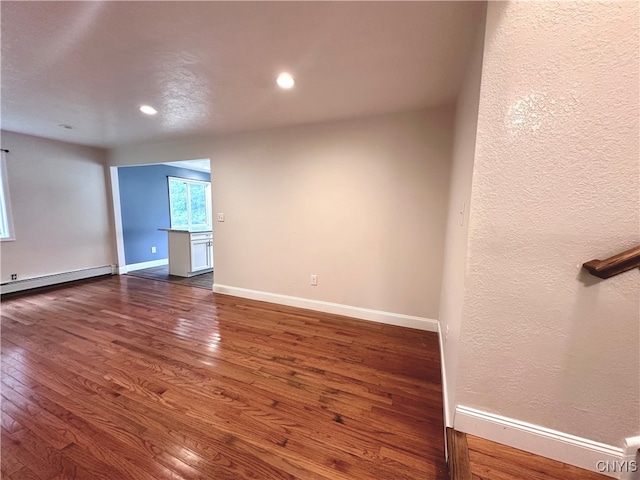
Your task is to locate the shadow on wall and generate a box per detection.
[576,267,602,287]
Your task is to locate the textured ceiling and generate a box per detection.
[1,1,483,148]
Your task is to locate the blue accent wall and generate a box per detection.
[118,164,211,265]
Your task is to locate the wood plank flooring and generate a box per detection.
[126,265,213,289]
[467,434,608,480]
[0,275,447,480]
[446,428,471,479]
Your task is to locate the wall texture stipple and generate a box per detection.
[438,3,486,426]
[457,1,639,447]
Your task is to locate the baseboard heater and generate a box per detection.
[0,265,116,295]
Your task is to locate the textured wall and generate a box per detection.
[456,1,639,446]
[118,164,210,265]
[439,7,486,426]
[0,131,115,282]
[110,108,453,319]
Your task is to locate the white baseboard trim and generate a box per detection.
[212,284,438,332]
[620,436,640,480]
[124,258,169,273]
[1,265,116,295]
[455,405,624,478]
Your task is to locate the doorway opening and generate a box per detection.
[109,158,214,290]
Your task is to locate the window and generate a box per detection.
[168,176,211,229]
[0,151,14,241]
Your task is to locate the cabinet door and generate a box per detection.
[191,240,211,272]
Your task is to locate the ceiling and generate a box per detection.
[1,1,484,149]
[163,159,211,173]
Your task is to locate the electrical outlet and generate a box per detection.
[10,273,17,281]
[310,274,317,286]
[151,246,157,254]
[217,213,225,222]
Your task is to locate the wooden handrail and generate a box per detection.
[583,245,640,279]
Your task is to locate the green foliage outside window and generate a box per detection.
[168,177,211,229]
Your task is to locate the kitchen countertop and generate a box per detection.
[158,227,212,233]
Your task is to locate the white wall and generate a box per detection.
[0,131,115,282]
[438,6,486,426]
[110,108,454,319]
[457,1,639,447]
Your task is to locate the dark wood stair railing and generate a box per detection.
[583,245,640,279]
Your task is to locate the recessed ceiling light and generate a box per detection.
[139,105,158,115]
[276,72,295,89]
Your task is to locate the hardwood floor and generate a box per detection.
[0,275,447,480]
[446,428,471,479]
[126,265,213,289]
[467,434,608,480]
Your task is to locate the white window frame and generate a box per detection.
[167,176,212,230]
[0,152,15,241]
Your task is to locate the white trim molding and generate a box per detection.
[437,322,452,429]
[620,436,640,480]
[125,258,168,273]
[0,151,16,242]
[1,265,115,295]
[455,405,624,478]
[437,322,452,462]
[212,284,438,332]
[109,166,127,273]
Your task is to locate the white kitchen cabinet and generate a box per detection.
[160,229,213,277]
[189,234,213,272]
